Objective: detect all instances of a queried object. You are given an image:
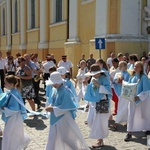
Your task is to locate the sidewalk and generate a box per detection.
[0,82,149,150]
[23,105,149,150]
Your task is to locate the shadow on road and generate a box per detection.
[131,132,147,146]
[108,120,127,133]
[89,145,117,150]
[24,116,47,130]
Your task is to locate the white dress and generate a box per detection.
[45,111,90,150]
[2,108,30,150]
[116,96,128,123]
[87,102,110,139]
[127,91,150,131]
[126,74,150,132]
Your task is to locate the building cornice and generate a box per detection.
[6,45,11,50]
[26,28,40,33]
[19,44,27,50]
[91,34,149,43]
[82,0,94,5]
[65,38,81,45]
[49,21,67,28]
[38,41,49,49]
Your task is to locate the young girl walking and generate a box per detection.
[1,75,30,150]
[124,61,150,141]
[84,64,112,148]
[45,71,90,150]
[112,61,130,130]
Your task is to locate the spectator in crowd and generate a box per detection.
[14,53,21,68]
[77,53,86,68]
[5,56,16,76]
[86,53,96,70]
[148,52,150,60]
[42,56,56,88]
[5,51,11,64]
[16,56,35,111]
[147,60,150,77]
[140,51,148,61]
[57,55,73,77]
[141,56,147,75]
[117,53,124,62]
[0,51,6,91]
[50,54,57,65]
[31,54,43,109]
[124,52,129,63]
[107,52,115,69]
[24,54,41,109]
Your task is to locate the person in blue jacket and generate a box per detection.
[84,64,112,148]
[1,75,30,150]
[57,66,78,104]
[112,61,130,130]
[124,61,150,141]
[45,71,90,150]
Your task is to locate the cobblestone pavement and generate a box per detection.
[0,83,149,150]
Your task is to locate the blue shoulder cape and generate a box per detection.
[129,74,150,94]
[113,71,130,96]
[128,74,150,102]
[50,85,77,125]
[84,75,112,102]
[2,89,27,122]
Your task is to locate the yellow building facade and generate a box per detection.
[0,0,150,76]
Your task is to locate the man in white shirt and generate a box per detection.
[107,52,115,69]
[42,56,56,81]
[57,55,73,77]
[0,51,6,91]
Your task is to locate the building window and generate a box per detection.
[56,0,62,22]
[14,0,18,32]
[31,0,35,28]
[2,8,5,35]
[82,0,94,5]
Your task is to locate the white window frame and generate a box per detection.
[51,0,63,24]
[1,6,6,35]
[14,0,18,33]
[82,0,94,5]
[27,0,37,29]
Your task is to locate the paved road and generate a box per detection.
[0,82,149,150]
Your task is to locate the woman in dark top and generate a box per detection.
[16,57,35,111]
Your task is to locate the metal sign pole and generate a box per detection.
[99,49,101,58]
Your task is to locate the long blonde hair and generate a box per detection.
[132,61,144,79]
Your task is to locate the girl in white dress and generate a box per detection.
[124,61,150,141]
[1,75,30,150]
[84,64,112,148]
[45,71,90,150]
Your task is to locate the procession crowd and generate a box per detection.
[0,50,150,150]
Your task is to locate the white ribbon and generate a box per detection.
[11,93,48,118]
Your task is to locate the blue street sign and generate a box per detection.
[95,38,105,49]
